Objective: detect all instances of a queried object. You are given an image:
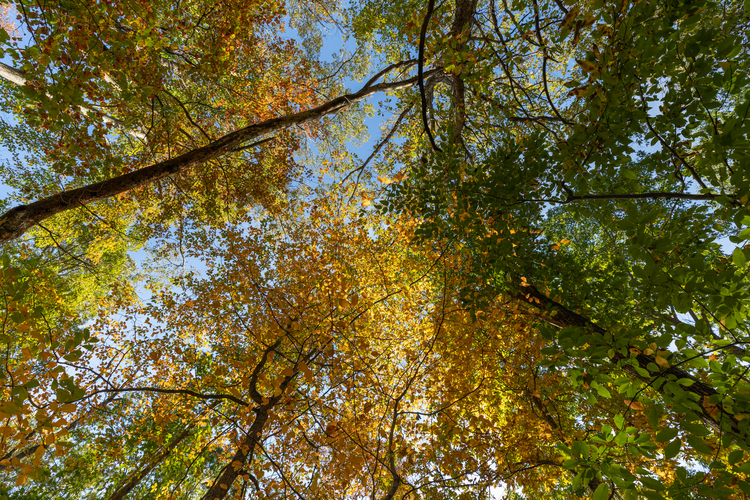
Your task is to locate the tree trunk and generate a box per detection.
[514,282,746,440]
[0,69,437,245]
[200,410,269,500]
[448,0,476,142]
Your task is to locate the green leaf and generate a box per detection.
[56,388,72,403]
[594,482,609,500]
[733,247,746,267]
[664,439,681,459]
[655,429,678,442]
[686,435,713,455]
[595,384,611,398]
[681,422,709,436]
[562,459,578,469]
[728,449,744,464]
[23,379,40,389]
[641,490,666,500]
[63,350,82,361]
[614,414,625,429]
[641,476,665,491]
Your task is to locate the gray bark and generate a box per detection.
[0,67,438,245]
[514,282,746,440]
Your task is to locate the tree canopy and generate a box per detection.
[0,0,749,498]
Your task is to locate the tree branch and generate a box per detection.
[0,61,146,139]
[418,0,442,152]
[0,68,439,244]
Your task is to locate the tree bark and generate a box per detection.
[200,348,300,500]
[0,67,438,245]
[449,0,477,142]
[200,410,269,500]
[513,282,746,440]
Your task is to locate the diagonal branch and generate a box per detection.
[0,66,439,244]
[512,281,747,441]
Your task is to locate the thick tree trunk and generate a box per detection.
[0,69,436,245]
[200,410,269,500]
[449,0,477,142]
[514,282,746,440]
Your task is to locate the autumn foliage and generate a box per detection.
[2,0,750,498]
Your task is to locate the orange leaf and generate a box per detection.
[625,400,644,410]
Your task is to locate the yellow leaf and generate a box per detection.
[362,199,371,207]
[560,6,580,29]
[576,59,598,73]
[655,355,669,368]
[560,239,571,245]
[643,348,654,355]
[60,403,76,413]
[16,474,27,486]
